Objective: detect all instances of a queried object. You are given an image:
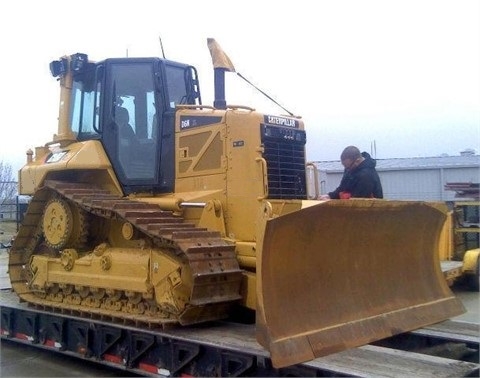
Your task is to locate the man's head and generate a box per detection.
[340,146,363,171]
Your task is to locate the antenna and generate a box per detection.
[236,73,294,117]
[159,36,166,59]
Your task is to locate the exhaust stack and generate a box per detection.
[207,38,236,110]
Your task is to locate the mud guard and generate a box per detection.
[256,199,465,368]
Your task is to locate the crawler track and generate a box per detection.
[8,180,242,326]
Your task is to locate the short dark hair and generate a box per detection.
[340,146,361,161]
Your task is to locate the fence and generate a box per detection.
[0,197,29,223]
[0,200,16,220]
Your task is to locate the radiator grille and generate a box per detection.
[261,125,307,199]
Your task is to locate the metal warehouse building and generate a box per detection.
[313,154,480,202]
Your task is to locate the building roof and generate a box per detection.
[313,155,480,173]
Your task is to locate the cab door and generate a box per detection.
[101,59,165,194]
[100,58,201,195]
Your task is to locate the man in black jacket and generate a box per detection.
[320,146,383,199]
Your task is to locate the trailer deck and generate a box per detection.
[1,289,478,377]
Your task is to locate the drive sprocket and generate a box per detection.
[42,196,88,250]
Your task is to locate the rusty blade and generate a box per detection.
[256,200,465,368]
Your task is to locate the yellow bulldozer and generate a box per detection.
[9,39,465,368]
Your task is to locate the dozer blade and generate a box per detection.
[256,200,466,368]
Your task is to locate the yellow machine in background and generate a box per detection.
[9,39,464,368]
[438,203,480,290]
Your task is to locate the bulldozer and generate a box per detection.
[9,38,465,368]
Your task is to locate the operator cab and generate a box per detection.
[62,54,201,194]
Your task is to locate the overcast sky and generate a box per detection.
[1,0,479,173]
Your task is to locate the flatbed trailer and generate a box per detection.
[1,289,478,377]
